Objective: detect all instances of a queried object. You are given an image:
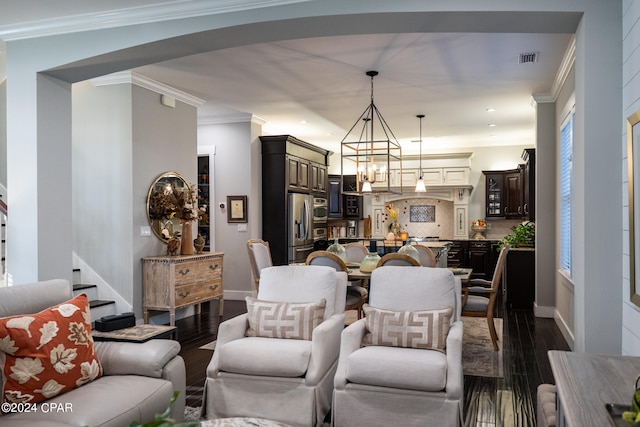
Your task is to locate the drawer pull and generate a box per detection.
[178,291,191,298]
[208,264,219,270]
[209,285,218,291]
[178,268,190,276]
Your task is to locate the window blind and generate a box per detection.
[559,111,574,276]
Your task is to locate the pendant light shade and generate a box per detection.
[415,114,426,193]
[341,71,402,195]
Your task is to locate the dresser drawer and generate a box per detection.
[174,258,222,285]
[175,280,222,306]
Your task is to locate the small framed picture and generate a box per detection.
[227,195,248,223]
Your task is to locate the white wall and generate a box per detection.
[622,0,640,355]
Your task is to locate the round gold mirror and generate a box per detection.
[146,171,189,243]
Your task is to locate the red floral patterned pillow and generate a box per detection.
[0,294,103,406]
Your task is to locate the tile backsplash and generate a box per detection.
[387,198,454,239]
[383,199,525,241]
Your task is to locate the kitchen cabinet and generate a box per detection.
[261,135,330,265]
[197,155,211,251]
[327,175,362,219]
[142,252,224,326]
[505,248,535,309]
[447,241,466,268]
[342,175,362,219]
[484,172,505,217]
[467,240,495,280]
[443,168,470,185]
[483,167,525,219]
[505,167,524,218]
[310,161,327,195]
[287,155,310,192]
[522,148,535,220]
[328,175,343,218]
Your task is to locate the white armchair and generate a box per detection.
[204,265,347,427]
[333,266,463,427]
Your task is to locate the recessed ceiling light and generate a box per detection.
[486,108,496,113]
[488,123,497,127]
[300,120,308,124]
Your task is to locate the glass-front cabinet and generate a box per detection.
[484,172,504,218]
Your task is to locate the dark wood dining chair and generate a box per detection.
[306,250,367,319]
[461,245,510,350]
[376,252,420,267]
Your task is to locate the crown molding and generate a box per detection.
[198,113,266,126]
[90,71,205,107]
[0,0,308,41]
[551,34,576,99]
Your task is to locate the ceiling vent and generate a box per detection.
[519,52,539,64]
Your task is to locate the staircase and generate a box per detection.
[1,198,6,287]
[72,268,116,321]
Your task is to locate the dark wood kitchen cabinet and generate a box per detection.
[467,240,493,280]
[261,135,330,265]
[505,248,535,309]
[522,148,536,220]
[327,174,362,219]
[310,162,327,195]
[328,175,343,218]
[287,156,310,192]
[483,166,525,219]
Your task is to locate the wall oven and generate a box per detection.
[313,197,328,223]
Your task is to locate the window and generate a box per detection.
[559,109,574,276]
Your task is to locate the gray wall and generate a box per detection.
[73,80,196,316]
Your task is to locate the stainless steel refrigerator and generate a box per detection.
[288,193,315,264]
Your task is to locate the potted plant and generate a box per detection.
[500,221,535,248]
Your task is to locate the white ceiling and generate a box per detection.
[0,1,574,155]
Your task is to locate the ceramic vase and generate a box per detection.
[391,222,401,238]
[180,221,194,255]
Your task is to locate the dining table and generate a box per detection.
[346,264,472,286]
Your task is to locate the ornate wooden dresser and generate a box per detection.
[142,252,224,326]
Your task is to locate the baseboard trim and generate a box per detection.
[554,309,575,350]
[534,303,555,318]
[224,290,254,301]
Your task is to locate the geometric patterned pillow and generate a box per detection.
[362,304,454,352]
[245,297,326,341]
[0,294,102,406]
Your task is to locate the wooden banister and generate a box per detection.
[0,199,6,216]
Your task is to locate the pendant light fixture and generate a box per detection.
[341,71,402,195]
[415,114,426,193]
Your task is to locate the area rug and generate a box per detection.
[462,317,503,378]
[184,406,202,421]
[199,340,216,351]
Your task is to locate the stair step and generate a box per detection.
[89,299,115,309]
[88,299,117,321]
[73,283,98,301]
[73,283,97,291]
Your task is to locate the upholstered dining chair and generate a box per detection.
[306,250,368,319]
[413,244,437,267]
[205,265,347,427]
[246,239,272,294]
[376,252,421,267]
[333,266,463,427]
[344,242,369,264]
[461,244,510,351]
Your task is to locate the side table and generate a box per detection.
[92,324,177,342]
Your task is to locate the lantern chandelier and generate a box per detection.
[341,71,403,195]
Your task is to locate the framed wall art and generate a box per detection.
[227,195,248,223]
[627,109,640,307]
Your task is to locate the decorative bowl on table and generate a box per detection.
[471,221,487,240]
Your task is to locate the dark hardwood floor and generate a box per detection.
[174,298,570,426]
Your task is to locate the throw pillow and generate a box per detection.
[0,294,102,406]
[245,297,326,340]
[362,305,454,352]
